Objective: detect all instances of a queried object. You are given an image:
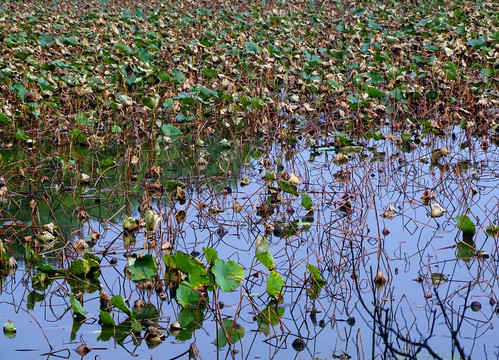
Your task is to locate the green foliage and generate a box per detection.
[38,34,55,47]
[111,295,132,317]
[266,271,284,298]
[170,68,186,85]
[68,252,101,278]
[123,214,138,231]
[365,85,385,99]
[99,310,116,326]
[164,252,209,289]
[486,224,499,238]
[3,320,16,334]
[257,300,285,336]
[0,112,12,124]
[306,264,326,299]
[255,237,275,271]
[144,208,160,232]
[0,240,10,268]
[456,215,476,237]
[142,94,159,109]
[127,254,158,281]
[9,83,28,103]
[245,41,260,53]
[203,247,219,266]
[132,304,159,320]
[212,259,244,292]
[301,192,313,210]
[456,238,475,260]
[176,306,205,341]
[278,180,298,196]
[161,124,182,140]
[176,281,200,307]
[214,319,245,348]
[202,68,218,78]
[69,294,86,316]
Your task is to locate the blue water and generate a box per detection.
[1,129,498,359]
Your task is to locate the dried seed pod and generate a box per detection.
[76,208,90,225]
[346,316,356,326]
[292,337,306,352]
[170,321,182,331]
[232,201,243,213]
[470,301,482,312]
[75,344,91,356]
[189,342,200,360]
[145,326,165,342]
[374,270,387,290]
[99,289,113,312]
[476,250,489,259]
[134,299,144,310]
[173,186,186,201]
[72,239,89,252]
[196,157,208,170]
[145,281,154,292]
[288,172,301,185]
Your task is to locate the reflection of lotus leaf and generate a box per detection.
[214,319,245,348]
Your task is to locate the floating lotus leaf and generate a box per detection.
[164,252,208,288]
[176,281,200,307]
[69,294,86,316]
[266,271,284,298]
[127,254,157,282]
[255,237,274,271]
[212,259,244,292]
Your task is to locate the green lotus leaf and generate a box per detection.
[212,259,244,292]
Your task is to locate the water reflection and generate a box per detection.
[0,129,498,359]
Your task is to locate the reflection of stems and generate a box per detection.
[0,300,53,350]
[434,284,470,360]
[350,243,443,359]
[42,196,66,269]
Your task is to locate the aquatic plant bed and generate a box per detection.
[0,0,498,359]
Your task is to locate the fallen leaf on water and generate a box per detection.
[430,203,446,218]
[333,153,349,165]
[130,155,139,165]
[381,204,397,219]
[288,173,301,185]
[77,208,90,224]
[73,239,89,252]
[421,189,435,205]
[233,201,243,213]
[173,186,186,201]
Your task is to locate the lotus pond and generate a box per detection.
[0,0,498,359]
